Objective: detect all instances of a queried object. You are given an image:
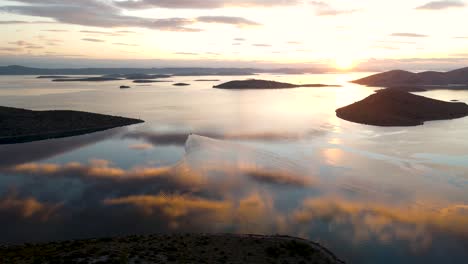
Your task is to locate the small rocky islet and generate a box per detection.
[173,83,191,86]
[336,88,468,126]
[214,79,340,89]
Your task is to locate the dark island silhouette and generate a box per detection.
[336,89,468,126]
[353,67,468,90]
[214,79,340,89]
[195,79,221,82]
[119,85,131,89]
[133,79,173,83]
[0,234,344,264]
[0,65,325,76]
[52,77,123,82]
[106,73,172,80]
[0,106,143,144]
[173,83,191,86]
[36,76,71,79]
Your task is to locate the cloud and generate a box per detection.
[103,193,231,217]
[116,0,300,9]
[310,1,358,16]
[123,130,326,146]
[42,29,68,32]
[174,52,199,55]
[416,1,465,10]
[234,38,246,41]
[24,45,43,49]
[6,158,313,188]
[8,40,33,46]
[0,129,118,169]
[205,52,221,56]
[82,38,105,42]
[0,47,23,52]
[117,30,137,34]
[196,16,260,26]
[36,35,64,46]
[5,40,44,50]
[113,42,139,47]
[0,20,56,25]
[0,191,62,221]
[293,197,468,250]
[9,160,174,181]
[391,33,429,38]
[80,30,124,36]
[253,43,272,47]
[128,143,153,150]
[0,1,260,31]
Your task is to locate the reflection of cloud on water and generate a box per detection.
[1,134,467,261]
[123,129,328,146]
[103,193,232,229]
[0,191,62,221]
[10,160,174,181]
[242,165,315,187]
[128,143,154,150]
[0,128,123,168]
[103,191,283,234]
[293,197,468,251]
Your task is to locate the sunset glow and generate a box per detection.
[0,0,467,70]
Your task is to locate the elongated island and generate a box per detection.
[0,106,144,144]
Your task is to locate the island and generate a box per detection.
[0,234,344,264]
[173,83,191,86]
[105,73,172,80]
[353,67,468,90]
[133,80,173,83]
[195,79,221,82]
[0,65,329,76]
[214,79,340,89]
[0,106,144,144]
[36,76,71,79]
[336,89,468,126]
[52,77,123,82]
[120,85,131,89]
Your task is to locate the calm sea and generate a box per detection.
[0,73,467,263]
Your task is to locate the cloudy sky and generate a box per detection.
[0,0,467,70]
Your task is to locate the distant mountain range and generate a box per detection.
[353,67,468,87]
[0,65,325,76]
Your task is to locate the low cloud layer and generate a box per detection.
[310,1,358,16]
[0,0,260,31]
[416,1,465,10]
[391,33,429,37]
[82,38,105,43]
[197,16,259,26]
[116,0,300,9]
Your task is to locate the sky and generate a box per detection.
[0,0,468,70]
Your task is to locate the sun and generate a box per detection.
[334,58,355,71]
